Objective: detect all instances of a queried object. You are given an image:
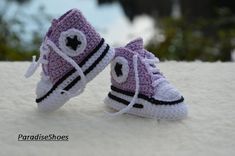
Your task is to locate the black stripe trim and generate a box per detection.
[62,45,110,92]
[108,93,144,108]
[36,38,106,103]
[110,85,184,105]
[79,38,105,67]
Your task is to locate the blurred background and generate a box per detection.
[1,0,235,61]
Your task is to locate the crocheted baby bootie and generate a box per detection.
[25,9,115,111]
[104,38,187,120]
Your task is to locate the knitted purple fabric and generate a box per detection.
[112,42,154,97]
[106,38,187,119]
[43,9,102,83]
[125,38,154,59]
[25,8,116,111]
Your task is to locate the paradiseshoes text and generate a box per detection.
[18,134,69,141]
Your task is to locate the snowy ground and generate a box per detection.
[0,62,235,156]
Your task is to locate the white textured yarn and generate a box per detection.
[25,37,115,111]
[24,44,50,78]
[46,39,87,97]
[25,38,87,99]
[37,45,115,111]
[143,57,168,88]
[104,95,187,120]
[107,55,139,116]
[105,53,187,120]
[58,28,87,57]
[143,57,182,101]
[36,72,53,98]
[111,56,129,83]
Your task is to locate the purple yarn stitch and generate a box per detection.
[42,9,102,83]
[112,43,154,97]
[125,38,166,86]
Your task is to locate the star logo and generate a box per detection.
[114,63,123,77]
[66,36,81,50]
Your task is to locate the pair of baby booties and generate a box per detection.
[25,9,188,120]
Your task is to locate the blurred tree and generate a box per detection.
[98,0,172,21]
[181,0,235,20]
[7,0,30,3]
[98,0,235,61]
[0,0,48,61]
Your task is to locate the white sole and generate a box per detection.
[37,44,115,112]
[104,90,188,120]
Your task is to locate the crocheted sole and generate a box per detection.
[104,90,188,120]
[37,44,115,112]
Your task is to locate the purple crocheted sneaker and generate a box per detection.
[25,9,115,111]
[104,38,187,120]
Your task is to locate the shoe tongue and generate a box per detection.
[126,38,166,85]
[125,38,156,60]
[125,38,144,53]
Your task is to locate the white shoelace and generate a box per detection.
[107,54,140,116]
[143,57,167,88]
[108,55,167,116]
[24,38,87,98]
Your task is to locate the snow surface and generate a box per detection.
[0,62,235,156]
